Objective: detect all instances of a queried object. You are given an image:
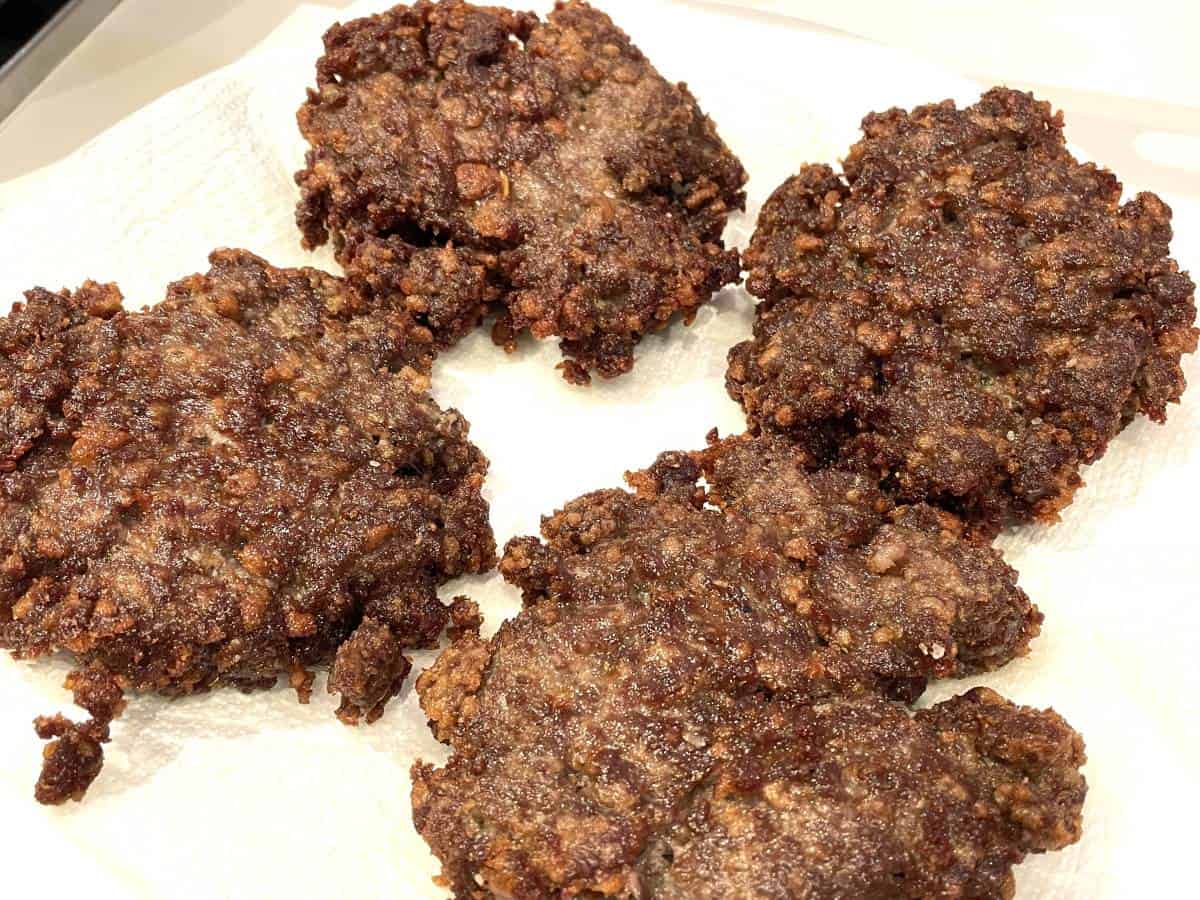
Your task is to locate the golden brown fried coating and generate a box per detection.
[296,0,746,383]
[0,249,494,803]
[728,87,1197,531]
[411,434,1058,898]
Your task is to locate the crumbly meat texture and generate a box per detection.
[640,689,1086,900]
[296,0,746,383]
[411,433,1050,898]
[728,87,1197,531]
[0,249,495,803]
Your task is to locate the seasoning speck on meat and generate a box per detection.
[0,249,495,803]
[411,433,1069,898]
[728,87,1197,532]
[296,0,746,383]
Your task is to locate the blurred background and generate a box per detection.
[1,0,1196,199]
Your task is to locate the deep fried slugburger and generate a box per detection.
[295,0,746,383]
[0,249,494,803]
[637,689,1085,900]
[728,87,1197,531]
[410,434,1075,898]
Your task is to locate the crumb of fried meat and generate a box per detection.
[409,433,1070,898]
[0,248,494,803]
[295,0,746,383]
[728,87,1197,532]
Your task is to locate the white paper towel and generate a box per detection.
[0,2,1196,897]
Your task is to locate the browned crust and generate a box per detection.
[0,248,495,802]
[729,87,1197,532]
[410,434,1073,898]
[295,0,746,382]
[639,688,1086,899]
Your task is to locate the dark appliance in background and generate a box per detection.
[0,0,121,121]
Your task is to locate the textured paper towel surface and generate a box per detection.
[0,2,1197,897]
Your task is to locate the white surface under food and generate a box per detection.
[0,1,1197,897]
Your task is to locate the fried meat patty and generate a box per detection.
[410,433,1066,898]
[636,689,1085,900]
[728,87,1197,531]
[296,0,746,383]
[0,249,494,803]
